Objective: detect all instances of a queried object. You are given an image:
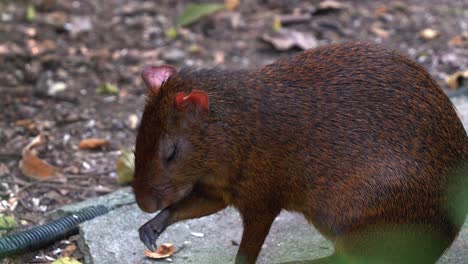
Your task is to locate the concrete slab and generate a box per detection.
[79,205,332,264]
[76,190,468,264]
[76,96,468,264]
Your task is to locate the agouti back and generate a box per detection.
[133,42,468,264]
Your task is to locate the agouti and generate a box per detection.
[132,42,468,264]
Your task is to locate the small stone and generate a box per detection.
[48,81,67,95]
[190,232,205,237]
[161,48,186,63]
[420,28,439,40]
[128,114,139,130]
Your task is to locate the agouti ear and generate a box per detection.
[174,90,209,116]
[141,65,177,93]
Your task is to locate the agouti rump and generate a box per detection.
[132,42,468,264]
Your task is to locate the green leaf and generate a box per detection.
[272,16,282,32]
[177,3,225,27]
[96,83,119,95]
[115,149,135,184]
[0,215,16,230]
[26,3,36,22]
[52,257,82,264]
[165,27,178,40]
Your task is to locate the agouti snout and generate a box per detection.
[133,42,468,264]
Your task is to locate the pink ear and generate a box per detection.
[141,65,177,92]
[175,90,209,114]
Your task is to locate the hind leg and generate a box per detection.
[332,224,455,264]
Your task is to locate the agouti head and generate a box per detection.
[133,65,210,213]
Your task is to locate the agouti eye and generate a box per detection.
[165,144,178,164]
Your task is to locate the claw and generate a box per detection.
[138,209,171,251]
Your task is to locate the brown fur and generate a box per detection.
[133,42,468,264]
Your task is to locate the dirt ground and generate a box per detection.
[0,0,467,263]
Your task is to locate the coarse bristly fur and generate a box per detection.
[132,41,468,264]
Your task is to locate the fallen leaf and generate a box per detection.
[272,16,282,32]
[420,28,439,40]
[0,215,16,230]
[60,244,77,257]
[261,29,318,51]
[79,138,109,150]
[187,44,202,54]
[23,27,37,37]
[15,119,38,132]
[96,83,119,95]
[446,71,468,90]
[66,16,92,36]
[52,257,82,264]
[26,3,36,21]
[144,243,175,259]
[177,3,225,27]
[27,39,56,56]
[225,0,240,11]
[165,27,178,40]
[115,149,135,184]
[370,26,390,38]
[315,0,346,14]
[373,6,390,17]
[42,11,68,28]
[0,43,22,56]
[449,32,468,47]
[20,134,60,180]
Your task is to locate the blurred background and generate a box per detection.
[0,0,467,263]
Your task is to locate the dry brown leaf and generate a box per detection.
[446,71,468,90]
[27,39,56,56]
[370,26,390,38]
[15,119,38,132]
[420,28,439,40]
[60,244,77,257]
[449,32,468,47]
[318,0,346,11]
[225,0,240,11]
[78,138,109,150]
[20,134,60,180]
[42,11,68,27]
[373,6,389,17]
[144,243,175,259]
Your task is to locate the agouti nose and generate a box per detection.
[134,186,160,213]
[136,197,159,213]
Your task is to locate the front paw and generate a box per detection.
[139,209,171,251]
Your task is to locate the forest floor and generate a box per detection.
[0,0,467,263]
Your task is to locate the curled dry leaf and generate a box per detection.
[316,0,346,13]
[370,26,390,38]
[446,71,468,90]
[115,149,135,184]
[225,0,240,11]
[373,6,390,17]
[60,244,77,257]
[449,32,468,47]
[144,243,175,259]
[20,134,60,180]
[79,138,109,150]
[261,29,318,51]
